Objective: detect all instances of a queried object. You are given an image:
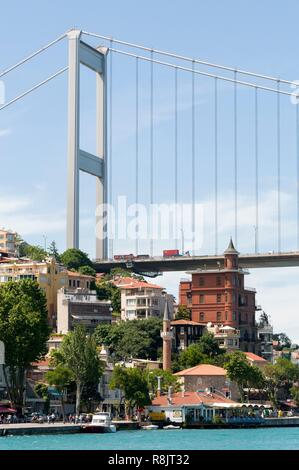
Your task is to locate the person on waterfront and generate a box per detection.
[51,412,56,423]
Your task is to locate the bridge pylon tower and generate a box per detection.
[66,29,108,259]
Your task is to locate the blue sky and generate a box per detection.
[1,0,299,342]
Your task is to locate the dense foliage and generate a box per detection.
[51,325,104,415]
[110,366,151,418]
[94,318,163,361]
[175,305,191,320]
[173,333,225,371]
[0,280,50,409]
[60,248,93,271]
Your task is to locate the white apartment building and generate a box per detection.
[113,277,174,321]
[206,322,240,351]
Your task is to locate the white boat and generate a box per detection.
[141,424,159,430]
[163,425,181,430]
[82,412,117,433]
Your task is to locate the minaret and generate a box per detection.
[161,299,173,370]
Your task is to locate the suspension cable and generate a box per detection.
[214,78,218,255]
[150,49,154,257]
[255,87,259,253]
[174,67,179,250]
[0,66,68,111]
[0,32,67,79]
[297,103,299,251]
[191,60,195,254]
[296,101,299,251]
[82,30,293,85]
[108,48,296,98]
[109,41,114,259]
[277,81,281,252]
[234,70,238,247]
[135,56,139,256]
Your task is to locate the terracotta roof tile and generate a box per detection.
[175,364,227,377]
[113,277,163,290]
[171,320,206,326]
[244,352,267,362]
[152,391,234,406]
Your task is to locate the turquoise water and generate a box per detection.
[0,428,299,450]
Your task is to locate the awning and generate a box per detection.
[0,407,17,413]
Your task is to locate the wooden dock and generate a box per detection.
[0,422,81,436]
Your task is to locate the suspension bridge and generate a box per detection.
[1,28,299,275]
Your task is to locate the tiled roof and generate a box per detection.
[244,352,267,362]
[171,320,206,326]
[152,391,234,407]
[67,270,95,279]
[113,276,163,290]
[175,364,227,377]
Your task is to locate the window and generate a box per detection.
[217,312,221,322]
[216,293,221,303]
[225,311,228,321]
[126,299,136,306]
[77,280,80,288]
[200,312,205,321]
[216,276,221,286]
[232,311,236,321]
[180,327,184,334]
[199,295,205,304]
[69,280,72,287]
[199,277,205,286]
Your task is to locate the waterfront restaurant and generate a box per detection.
[148,390,271,425]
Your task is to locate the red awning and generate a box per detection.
[0,407,17,413]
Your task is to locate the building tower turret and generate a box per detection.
[224,237,239,270]
[161,300,173,370]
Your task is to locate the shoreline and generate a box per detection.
[1,417,299,436]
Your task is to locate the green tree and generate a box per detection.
[197,333,223,357]
[78,265,96,277]
[25,244,48,261]
[51,325,104,415]
[48,241,61,263]
[60,248,93,271]
[176,333,225,370]
[175,305,191,320]
[96,281,120,313]
[264,358,299,407]
[0,280,50,410]
[94,318,163,361]
[290,385,299,406]
[273,333,292,350]
[110,366,150,419]
[224,351,253,402]
[46,365,73,421]
[34,382,50,414]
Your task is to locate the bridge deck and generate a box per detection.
[93,252,299,274]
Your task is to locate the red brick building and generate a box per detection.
[179,239,258,353]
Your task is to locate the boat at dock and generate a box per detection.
[141,424,159,430]
[163,424,181,430]
[81,412,116,433]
